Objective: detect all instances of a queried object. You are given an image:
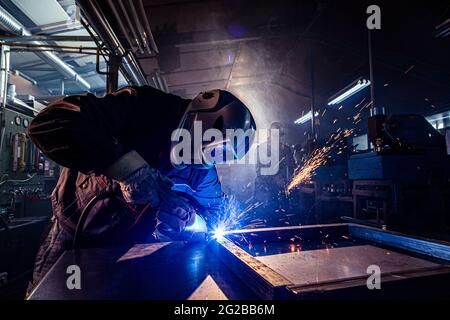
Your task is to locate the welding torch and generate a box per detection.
[154,183,212,242]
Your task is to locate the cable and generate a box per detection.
[0,214,9,231]
[72,189,112,250]
[0,173,37,186]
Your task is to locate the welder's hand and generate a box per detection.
[118,164,173,206]
[105,151,171,206]
[105,151,196,233]
[120,165,196,232]
[157,192,197,233]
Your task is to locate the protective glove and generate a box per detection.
[104,151,196,233]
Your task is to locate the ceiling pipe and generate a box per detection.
[154,71,169,93]
[137,0,159,54]
[150,75,159,89]
[0,35,95,42]
[0,5,91,91]
[160,75,169,92]
[127,0,152,55]
[11,69,38,85]
[76,0,147,86]
[108,0,144,54]
[155,73,164,91]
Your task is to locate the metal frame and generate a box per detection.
[211,224,450,299]
[77,0,148,87]
[0,5,91,91]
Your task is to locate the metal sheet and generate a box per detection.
[187,275,228,300]
[213,225,450,299]
[256,245,440,286]
[28,241,257,300]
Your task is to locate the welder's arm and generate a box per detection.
[176,166,223,230]
[28,86,195,232]
[28,88,140,174]
[28,86,184,174]
[110,159,196,233]
[192,167,223,220]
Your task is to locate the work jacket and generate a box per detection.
[28,86,223,246]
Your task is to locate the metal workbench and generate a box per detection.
[28,224,450,300]
[27,241,257,300]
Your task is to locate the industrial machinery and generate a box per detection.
[367,113,446,155]
[0,47,57,296]
[0,98,57,297]
[0,106,58,218]
[347,114,450,233]
[292,110,450,236]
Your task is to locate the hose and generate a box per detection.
[72,189,113,250]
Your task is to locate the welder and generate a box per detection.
[26,86,255,292]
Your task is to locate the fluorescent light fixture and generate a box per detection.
[294,111,319,125]
[434,18,450,38]
[426,115,450,123]
[328,77,371,106]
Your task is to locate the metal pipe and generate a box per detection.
[154,72,169,92]
[1,41,98,51]
[309,47,316,140]
[10,97,41,114]
[106,54,120,93]
[106,0,140,54]
[0,35,96,42]
[11,47,98,55]
[95,49,108,75]
[0,45,10,162]
[155,72,164,91]
[151,75,158,89]
[10,69,38,85]
[77,0,147,86]
[0,5,91,91]
[137,0,159,54]
[127,0,152,54]
[0,45,9,107]
[117,0,145,54]
[368,29,380,115]
[161,74,169,92]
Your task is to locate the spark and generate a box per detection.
[212,226,225,239]
[404,64,415,74]
[287,128,355,191]
[210,195,264,240]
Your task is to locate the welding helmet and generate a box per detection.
[170,89,256,167]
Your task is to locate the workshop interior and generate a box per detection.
[0,0,449,301]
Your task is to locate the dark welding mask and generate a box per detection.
[170,89,256,167]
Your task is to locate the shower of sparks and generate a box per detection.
[287,100,373,191]
[287,128,355,191]
[212,98,374,240]
[211,195,264,239]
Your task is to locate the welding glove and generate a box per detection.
[104,151,196,233]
